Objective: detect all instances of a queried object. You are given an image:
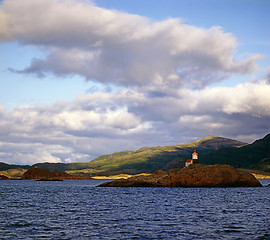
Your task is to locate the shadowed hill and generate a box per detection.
[200,134,270,172]
[0,162,30,171]
[21,167,90,179]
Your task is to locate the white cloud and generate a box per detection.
[103,108,141,130]
[1,0,261,88]
[0,79,269,165]
[0,142,65,165]
[194,80,270,116]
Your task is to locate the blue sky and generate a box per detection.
[0,0,270,165]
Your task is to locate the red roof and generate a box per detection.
[192,150,198,155]
[186,159,192,163]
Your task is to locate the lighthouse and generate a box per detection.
[185,150,199,167]
[192,150,198,164]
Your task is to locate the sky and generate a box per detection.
[0,0,270,165]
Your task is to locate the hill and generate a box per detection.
[0,168,28,179]
[0,162,30,171]
[66,136,245,176]
[2,134,270,177]
[21,167,90,180]
[200,134,270,172]
[0,136,244,177]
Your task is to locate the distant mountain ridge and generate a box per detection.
[0,136,245,177]
[81,136,245,175]
[1,134,270,178]
[200,134,270,172]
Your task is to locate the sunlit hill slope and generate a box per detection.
[1,134,270,178]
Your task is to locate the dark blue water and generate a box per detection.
[0,179,269,240]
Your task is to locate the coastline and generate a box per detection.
[93,172,270,180]
[91,173,151,180]
[1,169,270,180]
[251,173,270,179]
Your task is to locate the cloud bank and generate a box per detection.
[0,0,269,164]
[0,80,269,164]
[1,0,261,88]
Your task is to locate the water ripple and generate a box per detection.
[0,179,269,239]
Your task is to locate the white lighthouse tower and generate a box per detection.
[192,150,198,164]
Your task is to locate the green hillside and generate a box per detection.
[2,134,270,177]
[66,136,245,176]
[0,136,245,177]
[0,162,30,171]
[200,134,270,172]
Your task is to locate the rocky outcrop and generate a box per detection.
[98,164,262,187]
[0,174,9,180]
[21,167,90,180]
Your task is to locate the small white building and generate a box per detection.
[185,158,193,167]
[185,150,199,167]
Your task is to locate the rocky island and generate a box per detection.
[98,164,262,187]
[21,167,91,180]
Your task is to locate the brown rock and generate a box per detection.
[20,167,90,180]
[0,174,9,180]
[98,164,262,187]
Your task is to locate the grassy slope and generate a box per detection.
[3,134,270,177]
[0,136,246,177]
[0,162,30,171]
[0,168,27,179]
[67,136,245,176]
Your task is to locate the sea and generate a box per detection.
[0,179,269,240]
